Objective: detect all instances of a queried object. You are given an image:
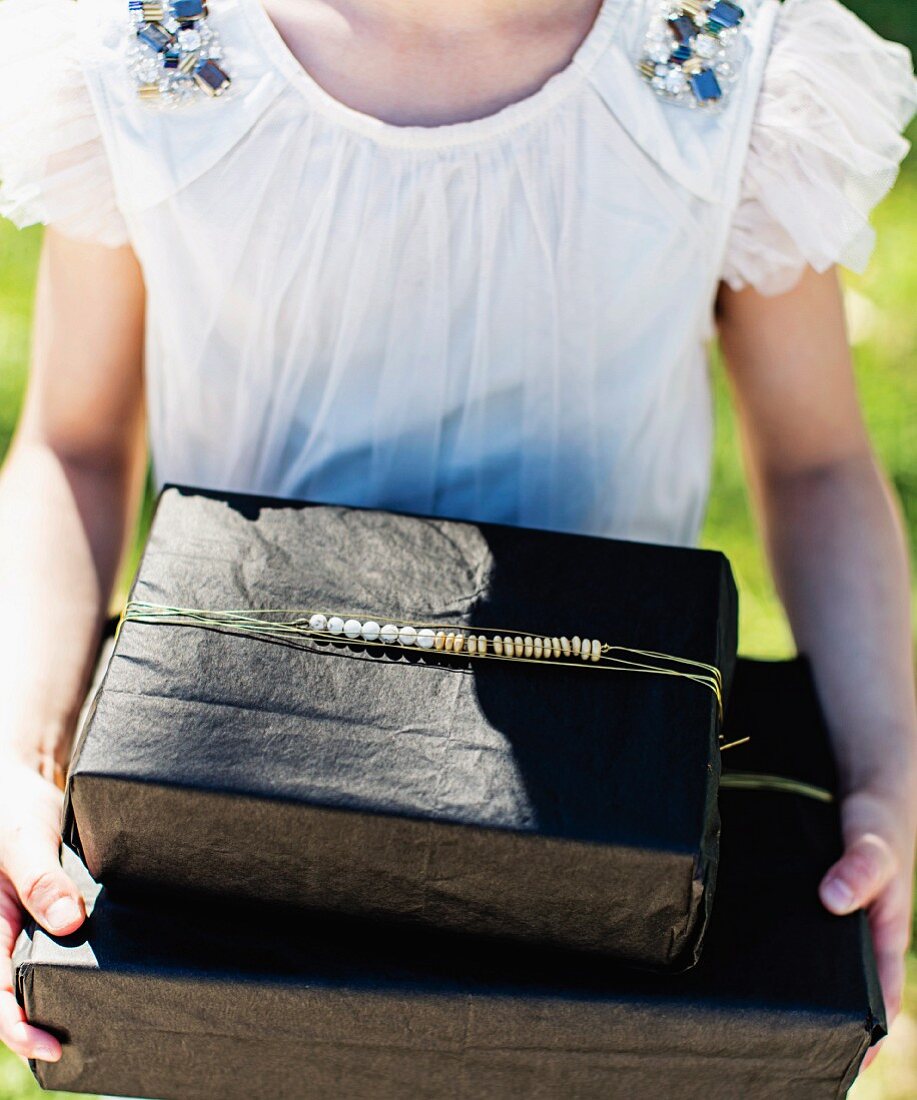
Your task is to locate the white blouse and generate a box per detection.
[1,0,914,546]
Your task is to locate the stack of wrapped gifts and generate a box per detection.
[14,486,883,1098]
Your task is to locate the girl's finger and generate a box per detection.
[0,988,62,1062]
[819,832,897,914]
[0,827,85,936]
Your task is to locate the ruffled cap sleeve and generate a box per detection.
[723,0,917,295]
[0,0,129,247]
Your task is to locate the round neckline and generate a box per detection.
[238,0,626,148]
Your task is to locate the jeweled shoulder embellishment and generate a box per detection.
[637,0,747,109]
[127,0,231,105]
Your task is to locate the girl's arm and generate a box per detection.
[0,229,146,1062]
[717,266,917,1031]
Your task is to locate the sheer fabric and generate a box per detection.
[0,0,913,545]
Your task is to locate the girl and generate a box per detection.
[0,0,915,1078]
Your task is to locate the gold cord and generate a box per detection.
[120,600,724,717]
[720,772,834,803]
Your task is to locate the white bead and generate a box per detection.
[572,636,581,655]
[591,639,602,662]
[478,635,487,655]
[362,621,381,641]
[380,623,400,644]
[467,635,478,655]
[399,625,418,646]
[344,619,362,639]
[493,636,503,655]
[417,628,436,649]
[327,616,345,635]
[308,613,328,632]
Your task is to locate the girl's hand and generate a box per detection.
[0,760,86,1063]
[819,778,916,1052]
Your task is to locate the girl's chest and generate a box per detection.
[133,96,716,359]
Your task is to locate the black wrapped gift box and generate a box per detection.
[63,485,737,969]
[19,659,883,1100]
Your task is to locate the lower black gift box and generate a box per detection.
[18,659,883,1100]
[64,485,738,968]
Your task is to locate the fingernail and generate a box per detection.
[34,1042,61,1062]
[821,876,856,913]
[44,897,81,931]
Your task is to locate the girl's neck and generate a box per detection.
[264,0,604,127]
[319,0,585,31]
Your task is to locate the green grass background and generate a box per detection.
[0,2,914,1095]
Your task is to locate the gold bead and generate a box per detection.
[137,83,161,99]
[514,636,524,658]
[561,637,571,657]
[581,639,592,661]
[434,631,446,651]
[533,637,543,658]
[552,637,562,658]
[478,635,487,655]
[467,635,478,656]
[493,635,503,656]
[454,633,465,653]
[572,636,581,655]
[444,632,455,651]
[178,50,200,75]
[524,636,534,658]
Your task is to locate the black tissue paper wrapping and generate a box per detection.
[19,659,883,1100]
[64,485,738,968]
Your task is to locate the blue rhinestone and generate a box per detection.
[672,44,693,63]
[690,68,723,101]
[668,15,698,43]
[708,1,744,28]
[137,22,173,52]
[172,0,205,19]
[193,58,231,96]
[163,46,181,69]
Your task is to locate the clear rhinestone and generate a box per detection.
[655,63,670,76]
[138,58,161,82]
[652,75,667,90]
[694,33,717,58]
[164,17,180,32]
[649,41,672,63]
[178,27,202,51]
[665,68,688,94]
